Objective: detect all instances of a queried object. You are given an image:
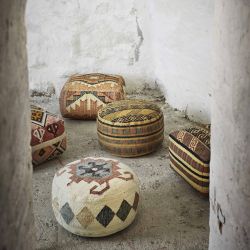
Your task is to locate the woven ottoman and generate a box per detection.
[169,127,210,194]
[31,105,66,165]
[52,157,140,237]
[97,99,164,157]
[59,73,125,119]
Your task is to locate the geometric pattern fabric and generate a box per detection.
[59,73,125,120]
[58,192,139,228]
[52,157,140,237]
[169,127,211,194]
[97,99,164,157]
[31,105,66,165]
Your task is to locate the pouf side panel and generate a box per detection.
[98,127,164,146]
[52,190,139,237]
[168,132,210,194]
[31,108,65,146]
[169,160,209,194]
[169,139,209,174]
[32,135,66,165]
[98,130,164,157]
[97,116,164,137]
[30,105,67,165]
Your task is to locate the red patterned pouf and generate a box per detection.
[31,105,66,165]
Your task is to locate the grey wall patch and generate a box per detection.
[134,16,144,62]
[217,203,226,234]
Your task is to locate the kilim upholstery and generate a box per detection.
[59,73,125,120]
[31,105,66,165]
[97,99,164,157]
[52,157,140,237]
[169,127,210,194]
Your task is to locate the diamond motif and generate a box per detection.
[116,200,132,221]
[132,192,139,211]
[76,160,112,179]
[39,148,46,157]
[60,202,74,224]
[96,206,115,227]
[76,207,95,228]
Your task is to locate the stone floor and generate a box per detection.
[32,92,209,250]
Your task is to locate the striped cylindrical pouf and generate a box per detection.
[52,157,140,237]
[97,99,164,157]
[169,127,210,194]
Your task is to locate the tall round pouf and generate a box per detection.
[52,157,140,237]
[59,73,125,120]
[97,99,164,157]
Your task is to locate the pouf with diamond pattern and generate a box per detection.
[59,73,125,120]
[31,105,66,165]
[52,157,140,237]
[97,99,164,157]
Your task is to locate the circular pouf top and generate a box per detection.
[52,157,140,237]
[97,99,164,157]
[59,73,125,120]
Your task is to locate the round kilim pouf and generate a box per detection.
[97,99,164,157]
[59,73,125,120]
[52,157,140,237]
[31,105,66,165]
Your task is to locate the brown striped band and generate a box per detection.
[99,138,163,157]
[170,157,209,194]
[169,141,209,174]
[169,151,209,180]
[98,132,164,147]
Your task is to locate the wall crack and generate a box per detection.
[134,16,144,62]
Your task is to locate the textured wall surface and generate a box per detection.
[26,0,214,123]
[149,0,214,123]
[26,0,154,95]
[209,0,250,249]
[0,0,34,249]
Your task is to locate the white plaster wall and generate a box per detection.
[209,0,250,249]
[149,0,214,123]
[26,0,154,95]
[26,0,213,123]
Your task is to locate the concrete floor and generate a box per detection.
[32,92,209,250]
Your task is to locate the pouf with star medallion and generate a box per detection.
[59,73,125,120]
[169,127,211,194]
[52,157,140,237]
[97,99,164,157]
[31,105,66,165]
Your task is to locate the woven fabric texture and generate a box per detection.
[31,105,66,165]
[169,127,210,194]
[52,157,140,237]
[59,73,125,120]
[97,99,164,157]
